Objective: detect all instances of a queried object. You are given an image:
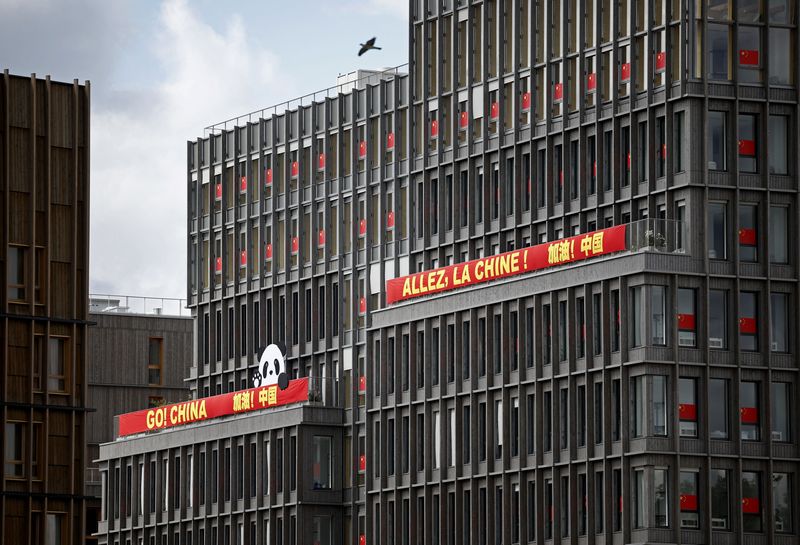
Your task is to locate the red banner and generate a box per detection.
[677,313,696,331]
[680,494,698,512]
[386,225,627,304]
[117,378,309,437]
[742,497,760,514]
[740,406,758,424]
[679,403,697,421]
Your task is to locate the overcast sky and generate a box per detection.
[1,0,408,300]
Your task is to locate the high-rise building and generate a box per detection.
[97,1,799,544]
[85,296,193,545]
[1,71,91,544]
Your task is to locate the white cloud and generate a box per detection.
[90,0,292,299]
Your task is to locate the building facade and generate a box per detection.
[98,0,799,544]
[86,298,193,544]
[1,71,91,544]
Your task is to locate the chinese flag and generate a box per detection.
[240,250,247,267]
[265,168,273,185]
[592,161,597,177]
[387,132,395,149]
[459,111,469,128]
[387,210,395,229]
[318,229,325,247]
[359,453,366,470]
[291,161,299,177]
[291,237,299,254]
[739,49,759,66]
[215,257,222,272]
[490,101,499,119]
[240,176,247,192]
[359,219,367,236]
[358,376,366,392]
[742,497,760,514]
[621,62,631,82]
[265,243,273,260]
[359,140,367,158]
[655,51,666,73]
[559,170,564,186]
[677,313,696,331]
[626,152,631,170]
[553,83,563,102]
[739,317,757,334]
[521,92,531,111]
[359,535,366,545]
[679,403,697,421]
[740,406,758,424]
[215,183,222,200]
[661,143,667,159]
[430,120,438,138]
[738,139,756,156]
[587,72,597,91]
[359,297,367,315]
[739,228,757,246]
[318,153,325,170]
[680,494,698,512]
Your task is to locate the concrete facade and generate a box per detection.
[97,0,800,544]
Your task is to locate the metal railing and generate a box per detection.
[626,218,687,255]
[305,376,342,409]
[89,294,191,317]
[204,63,408,135]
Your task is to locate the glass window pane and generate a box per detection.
[651,286,666,345]
[652,376,667,436]
[769,28,794,85]
[770,293,789,353]
[709,379,729,439]
[740,381,760,441]
[710,469,730,529]
[773,473,793,533]
[742,471,762,532]
[738,115,758,174]
[709,290,728,349]
[708,202,727,258]
[708,25,731,80]
[738,26,763,84]
[769,206,789,263]
[654,469,668,527]
[771,382,791,442]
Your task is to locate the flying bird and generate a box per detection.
[358,37,382,56]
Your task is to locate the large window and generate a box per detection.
[708,25,731,81]
[679,471,699,528]
[678,377,698,437]
[4,422,24,478]
[633,469,646,528]
[769,28,794,85]
[709,378,729,439]
[740,381,761,441]
[677,288,697,347]
[773,473,793,533]
[739,291,759,351]
[738,114,758,173]
[48,337,68,393]
[148,337,163,386]
[769,205,789,263]
[742,471,762,532]
[709,290,728,349]
[710,469,730,530]
[708,202,727,259]
[738,204,758,262]
[771,292,789,353]
[632,375,668,437]
[654,468,668,528]
[768,115,789,175]
[771,382,791,442]
[312,436,332,490]
[7,245,26,301]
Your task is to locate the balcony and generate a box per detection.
[89,294,191,317]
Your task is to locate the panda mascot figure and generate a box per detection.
[252,342,290,390]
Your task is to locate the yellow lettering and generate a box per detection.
[436,270,446,289]
[198,400,207,419]
[510,252,520,272]
[146,410,155,429]
[474,260,484,280]
[170,405,178,425]
[485,257,495,278]
[461,265,471,285]
[402,278,412,298]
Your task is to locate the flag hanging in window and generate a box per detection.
[459,111,469,129]
[318,153,325,170]
[215,257,222,272]
[553,83,563,103]
[739,317,757,334]
[738,139,756,156]
[265,168,273,185]
[739,49,759,66]
[240,176,247,192]
[387,132,395,149]
[430,120,438,138]
[387,210,395,230]
[359,140,367,158]
[359,219,367,236]
[738,228,756,246]
[587,72,597,92]
[621,63,631,82]
[521,92,531,111]
[655,51,666,73]
[490,101,499,119]
[318,229,325,248]
[291,161,299,178]
[265,243,273,260]
[291,237,299,254]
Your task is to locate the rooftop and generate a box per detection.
[89,294,191,318]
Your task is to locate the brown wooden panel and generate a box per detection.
[49,84,74,148]
[9,190,32,243]
[50,203,73,262]
[9,126,31,191]
[51,146,74,206]
[7,76,31,128]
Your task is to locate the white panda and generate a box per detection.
[252,342,290,390]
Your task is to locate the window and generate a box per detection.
[740,381,760,441]
[4,422,24,477]
[148,337,163,386]
[577,385,586,447]
[494,399,503,459]
[611,290,620,351]
[592,293,602,355]
[594,383,603,444]
[709,290,728,349]
[7,245,26,301]
[612,379,621,441]
[738,114,758,173]
[710,469,730,529]
[576,297,585,358]
[47,337,68,393]
[739,291,758,351]
[771,292,789,353]
[708,25,731,81]
[651,286,666,345]
[633,468,646,528]
[543,391,552,451]
[768,115,789,174]
[433,411,440,469]
[654,468,668,528]
[594,471,604,533]
[463,404,471,463]
[631,286,644,347]
[771,382,791,442]
[679,471,699,528]
[742,471,762,532]
[769,206,789,263]
[708,111,727,170]
[312,436,332,490]
[542,304,551,365]
[738,204,758,262]
[679,377,698,437]
[708,202,727,259]
[559,388,568,450]
[677,288,697,347]
[46,513,64,545]
[769,28,793,85]
[709,379,729,439]
[633,375,668,437]
[773,473,793,533]
[448,409,455,467]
